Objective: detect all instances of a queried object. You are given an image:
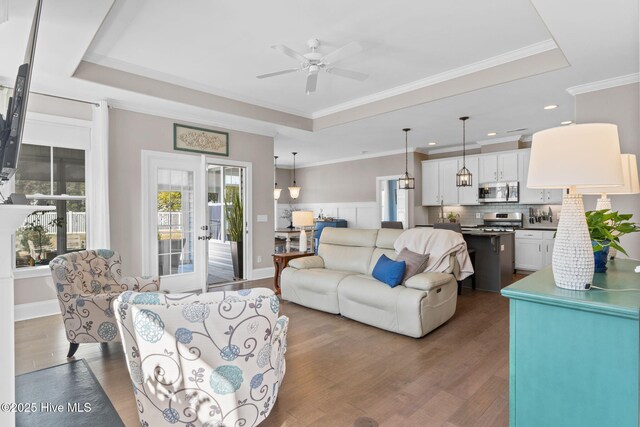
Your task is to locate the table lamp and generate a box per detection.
[528,123,624,290]
[578,153,640,259]
[292,210,314,253]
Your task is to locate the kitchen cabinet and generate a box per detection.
[515,229,555,271]
[478,152,518,183]
[421,159,459,206]
[457,156,479,205]
[518,150,564,204]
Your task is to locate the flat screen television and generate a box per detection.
[0,0,42,183]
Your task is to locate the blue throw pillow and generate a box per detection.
[372,254,406,288]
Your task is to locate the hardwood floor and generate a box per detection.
[15,278,516,426]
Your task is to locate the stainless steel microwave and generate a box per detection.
[478,182,519,203]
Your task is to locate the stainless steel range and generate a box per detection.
[478,212,523,232]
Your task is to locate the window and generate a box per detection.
[14,144,87,268]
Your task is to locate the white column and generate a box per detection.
[0,205,54,427]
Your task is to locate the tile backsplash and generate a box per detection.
[424,203,562,228]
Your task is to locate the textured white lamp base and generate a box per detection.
[299,228,307,252]
[552,193,594,290]
[595,196,617,259]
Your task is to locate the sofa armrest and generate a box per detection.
[404,272,455,292]
[288,256,324,270]
[118,276,161,292]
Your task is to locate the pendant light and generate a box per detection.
[288,152,301,199]
[399,128,415,190]
[456,116,472,187]
[273,155,282,200]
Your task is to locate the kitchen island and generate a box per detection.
[416,225,515,292]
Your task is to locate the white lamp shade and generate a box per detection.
[288,186,301,199]
[527,123,624,189]
[273,188,282,200]
[292,210,314,227]
[578,154,640,195]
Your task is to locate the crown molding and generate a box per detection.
[566,73,640,96]
[108,99,279,138]
[475,135,523,146]
[311,39,558,119]
[278,147,417,169]
[425,143,481,155]
[82,54,313,119]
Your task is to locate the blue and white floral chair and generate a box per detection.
[49,249,161,358]
[115,287,288,427]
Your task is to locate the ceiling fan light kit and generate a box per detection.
[257,38,369,94]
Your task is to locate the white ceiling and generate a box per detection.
[0,0,638,167]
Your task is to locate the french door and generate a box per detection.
[142,151,251,293]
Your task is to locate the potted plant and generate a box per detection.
[447,211,460,223]
[585,209,640,272]
[224,186,244,279]
[17,211,64,265]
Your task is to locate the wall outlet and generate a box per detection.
[476,213,482,219]
[257,214,268,223]
[257,255,262,263]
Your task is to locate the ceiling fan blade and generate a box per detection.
[305,73,318,94]
[326,67,368,82]
[321,41,363,65]
[256,68,299,79]
[271,44,307,63]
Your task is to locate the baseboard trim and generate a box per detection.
[252,267,275,280]
[15,299,60,322]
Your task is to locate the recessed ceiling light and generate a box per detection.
[544,104,558,110]
[428,142,437,146]
[561,120,573,125]
[487,132,497,136]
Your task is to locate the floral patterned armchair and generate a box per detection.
[114,287,288,427]
[49,249,160,358]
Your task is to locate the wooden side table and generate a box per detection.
[272,252,314,295]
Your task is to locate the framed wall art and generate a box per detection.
[173,124,229,156]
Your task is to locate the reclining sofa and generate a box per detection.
[280,228,458,338]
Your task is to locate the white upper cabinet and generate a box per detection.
[480,153,518,183]
[421,161,440,206]
[458,156,479,205]
[421,159,459,206]
[439,159,459,205]
[519,149,564,204]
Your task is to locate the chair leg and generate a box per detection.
[67,343,79,358]
[457,281,462,295]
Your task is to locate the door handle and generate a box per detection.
[538,244,541,252]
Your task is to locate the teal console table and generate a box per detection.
[501,259,640,427]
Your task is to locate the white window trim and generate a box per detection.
[12,112,97,274]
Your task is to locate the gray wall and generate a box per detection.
[109,108,275,275]
[279,152,424,227]
[576,82,640,260]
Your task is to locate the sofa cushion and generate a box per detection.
[372,255,406,287]
[318,228,379,275]
[280,267,356,314]
[368,248,397,274]
[396,248,430,284]
[320,228,378,247]
[375,228,404,249]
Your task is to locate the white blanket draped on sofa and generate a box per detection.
[394,228,474,280]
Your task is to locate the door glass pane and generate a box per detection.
[157,168,194,276]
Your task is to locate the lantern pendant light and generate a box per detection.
[273,155,282,200]
[456,116,473,187]
[399,128,415,190]
[288,152,301,199]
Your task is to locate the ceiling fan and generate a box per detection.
[257,38,368,94]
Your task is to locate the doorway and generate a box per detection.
[376,175,409,229]
[142,151,251,293]
[206,164,246,288]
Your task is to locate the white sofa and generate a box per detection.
[280,228,458,338]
